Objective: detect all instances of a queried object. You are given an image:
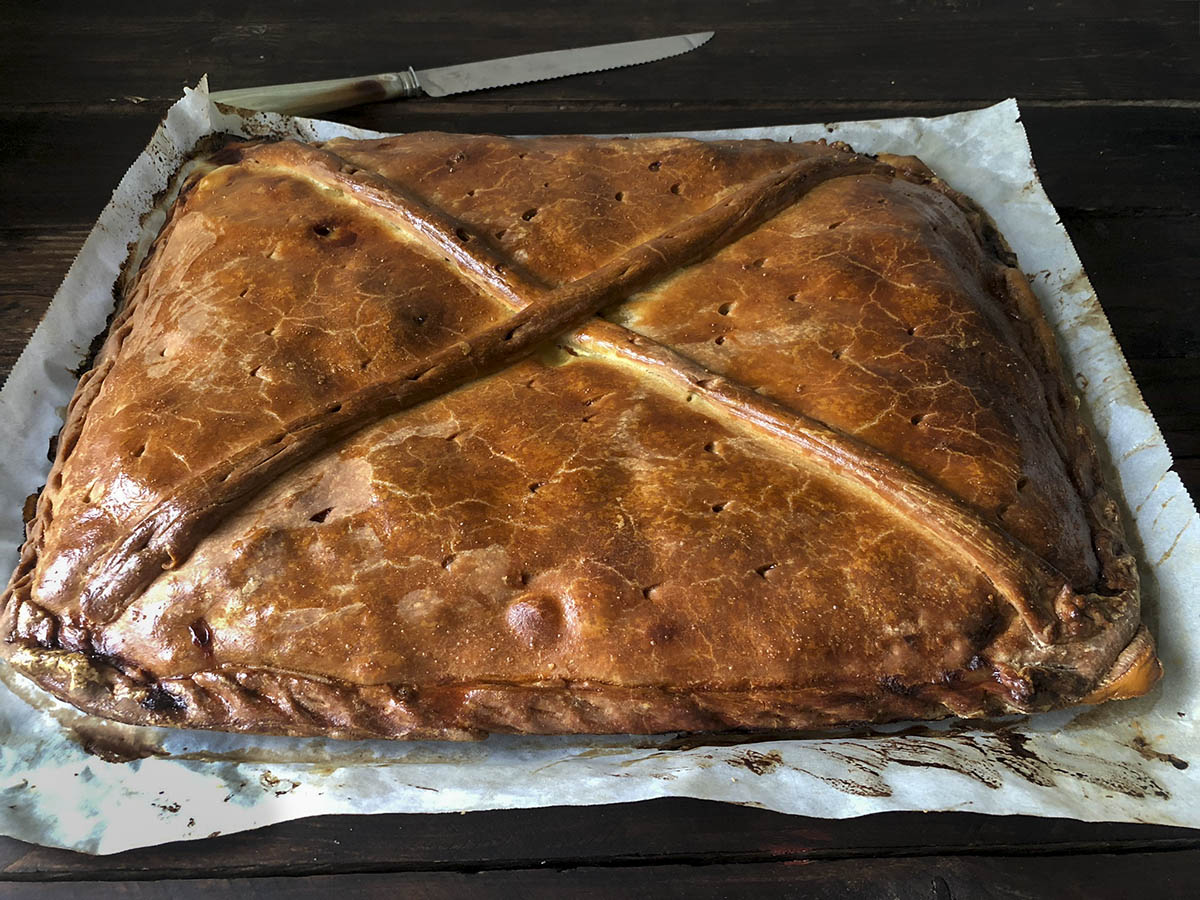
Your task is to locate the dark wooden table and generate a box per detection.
[2,1,1198,895]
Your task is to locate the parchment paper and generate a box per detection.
[1,80,1196,854]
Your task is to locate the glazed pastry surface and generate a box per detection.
[0,133,1158,738]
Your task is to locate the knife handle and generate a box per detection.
[210,69,423,117]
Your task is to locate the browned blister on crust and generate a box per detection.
[0,132,1157,739]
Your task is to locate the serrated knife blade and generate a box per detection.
[211,32,715,117]
[417,31,713,97]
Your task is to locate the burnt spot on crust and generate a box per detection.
[879,674,917,697]
[140,685,185,713]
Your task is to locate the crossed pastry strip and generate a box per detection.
[69,139,1083,654]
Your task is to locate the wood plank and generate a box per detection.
[3,106,1198,229]
[1065,213,1200,360]
[1127,357,1200,462]
[2,0,1197,110]
[3,849,1199,898]
[2,804,1198,880]
[0,227,90,378]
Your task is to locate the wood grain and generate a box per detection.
[4,107,1199,228]
[3,850,1200,898]
[3,0,1197,108]
[3,803,1199,880]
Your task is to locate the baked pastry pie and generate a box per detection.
[0,132,1160,739]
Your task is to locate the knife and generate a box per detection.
[210,32,714,117]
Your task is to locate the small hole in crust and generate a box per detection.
[329,403,344,414]
[494,229,507,240]
[910,414,924,425]
[642,584,661,599]
[360,358,373,371]
[669,182,681,194]
[239,287,250,298]
[787,293,799,302]
[249,365,262,378]
[529,482,545,494]
[703,441,718,454]
[1016,476,1029,492]
[711,502,727,513]
[309,507,333,524]
[718,303,733,316]
[714,335,726,346]
[132,444,146,458]
[828,221,842,230]
[188,618,212,648]
[312,223,333,237]
[648,161,661,171]
[614,191,624,201]
[907,326,917,336]
[750,257,766,268]
[466,189,476,197]
[754,563,777,578]
[521,208,539,221]
[442,553,457,569]
[455,227,471,243]
[832,349,843,360]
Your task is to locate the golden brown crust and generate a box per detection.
[0,132,1157,739]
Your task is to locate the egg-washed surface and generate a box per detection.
[0,133,1159,739]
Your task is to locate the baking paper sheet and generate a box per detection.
[1,80,1196,854]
